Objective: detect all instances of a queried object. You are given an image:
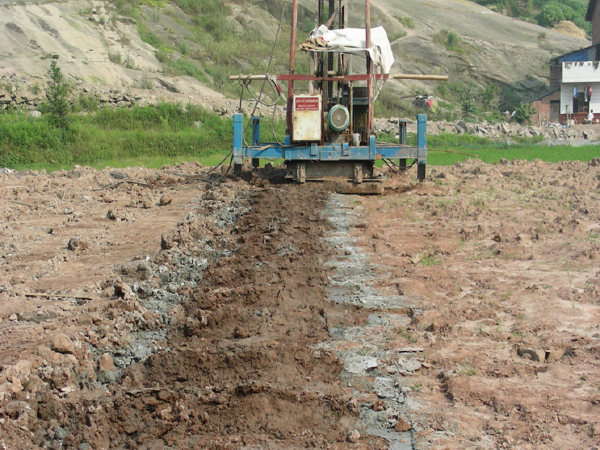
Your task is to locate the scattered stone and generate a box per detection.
[518,347,546,362]
[347,429,360,443]
[373,399,385,411]
[5,401,32,420]
[234,326,249,339]
[97,353,117,372]
[11,377,23,394]
[346,356,378,374]
[545,348,566,362]
[96,368,118,384]
[114,279,132,298]
[106,209,117,220]
[9,314,17,321]
[159,194,172,206]
[52,333,74,354]
[67,236,88,251]
[160,234,174,250]
[402,360,422,372]
[395,417,412,432]
[101,193,115,203]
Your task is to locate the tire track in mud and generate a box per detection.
[41,183,362,449]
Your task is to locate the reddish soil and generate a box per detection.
[0,158,599,449]
[349,158,600,449]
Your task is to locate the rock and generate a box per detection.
[51,333,74,354]
[373,399,385,411]
[114,279,132,298]
[157,78,181,93]
[97,368,118,384]
[97,353,117,372]
[346,356,378,374]
[402,360,422,372]
[518,347,546,362]
[545,348,565,362]
[159,194,172,206]
[29,110,41,118]
[233,326,249,339]
[5,401,33,420]
[9,314,17,321]
[101,193,115,203]
[11,377,23,393]
[24,374,44,392]
[106,209,117,220]
[395,417,412,432]
[109,171,127,180]
[160,234,174,250]
[67,236,88,251]
[347,429,360,443]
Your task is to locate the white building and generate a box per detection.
[560,60,600,119]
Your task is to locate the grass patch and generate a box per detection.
[0,104,287,171]
[378,132,600,166]
[0,104,234,169]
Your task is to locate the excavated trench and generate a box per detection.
[23,177,422,449]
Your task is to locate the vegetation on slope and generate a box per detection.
[472,0,591,35]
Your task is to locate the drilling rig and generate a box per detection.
[230,0,447,193]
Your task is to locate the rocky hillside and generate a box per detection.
[0,0,591,115]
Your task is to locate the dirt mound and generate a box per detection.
[554,20,587,40]
[0,168,364,449]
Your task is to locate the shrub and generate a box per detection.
[133,71,155,90]
[514,103,536,124]
[138,21,163,48]
[45,61,70,130]
[108,51,122,64]
[394,15,415,29]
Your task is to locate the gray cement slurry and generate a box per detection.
[320,193,424,450]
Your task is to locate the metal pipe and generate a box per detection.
[365,0,371,49]
[365,0,372,138]
[230,74,448,82]
[391,74,449,81]
[288,0,299,134]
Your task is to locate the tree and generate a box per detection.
[458,83,476,117]
[514,103,536,124]
[479,84,499,111]
[46,60,70,129]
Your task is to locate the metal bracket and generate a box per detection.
[297,163,306,183]
[354,163,363,184]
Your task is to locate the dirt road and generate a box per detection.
[0,159,599,449]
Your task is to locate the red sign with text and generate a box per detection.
[295,97,320,111]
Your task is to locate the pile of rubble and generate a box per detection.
[374,117,599,141]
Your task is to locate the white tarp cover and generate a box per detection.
[308,25,394,75]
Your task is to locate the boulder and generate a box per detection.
[51,333,74,354]
[97,353,117,372]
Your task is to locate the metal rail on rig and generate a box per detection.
[233,114,428,182]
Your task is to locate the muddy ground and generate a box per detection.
[0,158,599,449]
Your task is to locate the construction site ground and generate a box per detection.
[0,158,599,449]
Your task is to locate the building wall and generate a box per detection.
[550,64,562,90]
[560,82,600,122]
[562,61,600,82]
[594,4,600,46]
[531,91,559,126]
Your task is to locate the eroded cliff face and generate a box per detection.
[0,0,591,108]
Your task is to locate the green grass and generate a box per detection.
[0,104,288,171]
[2,103,599,172]
[378,131,600,166]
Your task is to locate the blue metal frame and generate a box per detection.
[233,113,427,165]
